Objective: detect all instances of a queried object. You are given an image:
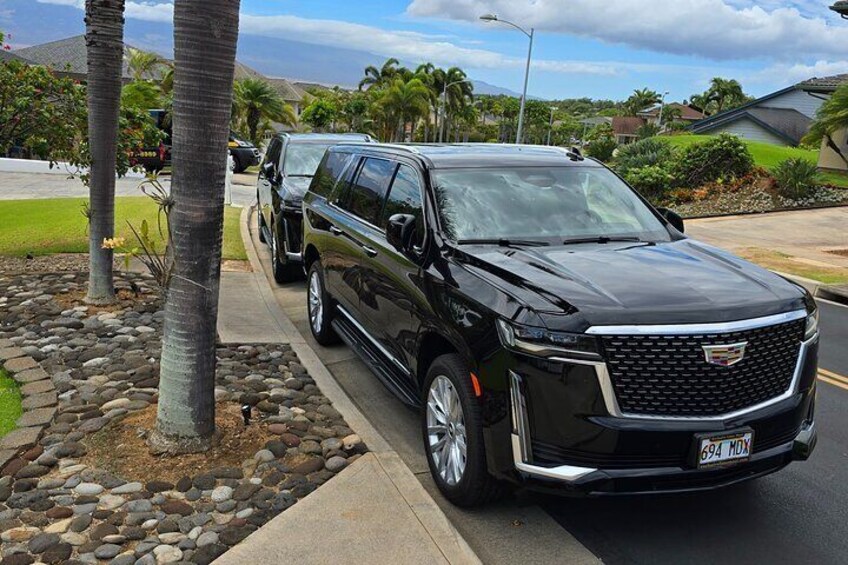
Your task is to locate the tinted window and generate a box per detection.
[263,139,281,173]
[310,150,352,198]
[343,157,396,225]
[283,143,335,177]
[381,164,425,247]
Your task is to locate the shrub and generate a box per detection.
[773,157,819,200]
[623,165,674,202]
[614,137,676,176]
[585,136,617,162]
[673,134,754,187]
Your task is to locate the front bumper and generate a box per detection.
[486,332,819,496]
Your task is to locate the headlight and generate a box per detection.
[235,140,249,147]
[804,309,819,340]
[496,319,599,359]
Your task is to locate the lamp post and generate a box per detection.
[480,13,534,144]
[547,106,558,145]
[657,91,669,130]
[439,78,472,143]
[831,1,848,17]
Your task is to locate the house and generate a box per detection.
[638,103,704,126]
[797,74,848,172]
[610,117,645,145]
[10,36,306,132]
[688,80,827,146]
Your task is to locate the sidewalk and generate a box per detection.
[213,207,479,564]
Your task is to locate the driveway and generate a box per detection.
[687,207,848,269]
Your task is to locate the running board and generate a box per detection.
[331,314,421,408]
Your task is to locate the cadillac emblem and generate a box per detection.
[702,342,748,367]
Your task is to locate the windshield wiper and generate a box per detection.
[287,174,313,178]
[456,238,550,247]
[562,236,644,245]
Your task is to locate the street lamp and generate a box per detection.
[547,106,558,145]
[830,1,848,18]
[480,13,534,145]
[439,78,473,143]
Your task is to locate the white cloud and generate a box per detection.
[406,0,848,62]
[751,60,848,86]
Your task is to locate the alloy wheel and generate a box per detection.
[308,270,323,334]
[426,375,467,486]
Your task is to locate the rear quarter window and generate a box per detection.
[310,150,352,198]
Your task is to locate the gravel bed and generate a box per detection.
[0,272,365,565]
[675,185,848,218]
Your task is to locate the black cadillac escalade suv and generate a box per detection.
[257,133,371,282]
[301,143,819,506]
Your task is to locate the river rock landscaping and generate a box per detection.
[0,271,365,564]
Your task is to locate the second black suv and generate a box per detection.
[301,143,818,507]
[257,133,371,282]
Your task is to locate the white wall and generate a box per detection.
[818,128,848,171]
[0,158,146,178]
[706,118,790,146]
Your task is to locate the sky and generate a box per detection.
[2,0,848,102]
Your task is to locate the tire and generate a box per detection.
[257,200,267,244]
[271,220,301,284]
[231,154,245,174]
[306,261,340,345]
[422,354,504,507]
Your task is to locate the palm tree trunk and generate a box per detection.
[150,0,240,454]
[84,0,125,305]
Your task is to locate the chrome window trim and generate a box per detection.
[576,332,818,421]
[336,305,410,375]
[585,309,807,336]
[509,371,597,481]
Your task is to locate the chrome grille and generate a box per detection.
[600,319,805,417]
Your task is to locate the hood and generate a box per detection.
[282,176,313,202]
[454,239,807,329]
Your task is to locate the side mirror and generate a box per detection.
[386,213,417,252]
[657,207,684,233]
[261,161,275,178]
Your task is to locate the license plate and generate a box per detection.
[697,431,753,468]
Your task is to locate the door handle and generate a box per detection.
[329,226,343,236]
[362,246,378,257]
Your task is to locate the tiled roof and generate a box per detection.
[746,107,811,145]
[611,116,646,136]
[0,50,32,63]
[639,102,704,121]
[796,74,848,92]
[266,78,304,103]
[13,34,131,79]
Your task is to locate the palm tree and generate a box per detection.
[415,63,438,141]
[125,46,167,81]
[623,88,661,116]
[358,58,401,91]
[706,78,747,114]
[804,83,848,167]
[150,0,241,454]
[84,0,126,305]
[440,67,473,141]
[378,77,430,141]
[233,78,296,144]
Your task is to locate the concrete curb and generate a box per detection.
[773,270,848,307]
[237,206,481,564]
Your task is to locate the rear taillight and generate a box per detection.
[158,143,166,161]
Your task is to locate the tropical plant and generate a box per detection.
[150,0,241,454]
[340,92,370,133]
[125,46,168,81]
[689,78,750,116]
[301,98,338,132]
[84,0,126,305]
[622,88,661,116]
[585,123,617,162]
[121,79,161,109]
[377,77,430,141]
[623,165,674,202]
[803,82,848,168]
[636,123,661,140]
[773,157,820,200]
[232,78,295,145]
[359,58,402,90]
[614,137,676,175]
[673,133,754,187]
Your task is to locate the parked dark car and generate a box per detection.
[256,133,371,282]
[132,109,259,174]
[300,143,819,507]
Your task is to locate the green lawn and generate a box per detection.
[662,135,848,187]
[0,197,246,261]
[0,369,22,438]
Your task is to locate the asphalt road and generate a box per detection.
[251,214,848,564]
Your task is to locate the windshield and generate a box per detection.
[284,143,333,177]
[432,166,670,243]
